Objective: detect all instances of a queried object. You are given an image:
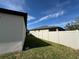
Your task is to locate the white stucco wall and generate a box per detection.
[30,30,79,49]
[0,13,26,54]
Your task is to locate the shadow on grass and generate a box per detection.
[23,34,51,51]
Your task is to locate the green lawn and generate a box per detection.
[0,34,79,59]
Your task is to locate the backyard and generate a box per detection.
[0,34,79,59]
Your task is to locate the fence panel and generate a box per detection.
[30,30,79,49]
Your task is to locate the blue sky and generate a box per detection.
[0,0,79,29]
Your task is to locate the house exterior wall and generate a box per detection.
[30,30,79,49]
[0,13,26,54]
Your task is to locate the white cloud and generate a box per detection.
[28,15,35,21]
[42,0,70,15]
[56,0,70,7]
[0,0,27,12]
[28,10,64,25]
[49,20,72,27]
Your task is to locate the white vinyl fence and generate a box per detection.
[30,30,79,49]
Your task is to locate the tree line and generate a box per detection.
[64,16,79,30]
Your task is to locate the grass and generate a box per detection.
[0,34,79,59]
